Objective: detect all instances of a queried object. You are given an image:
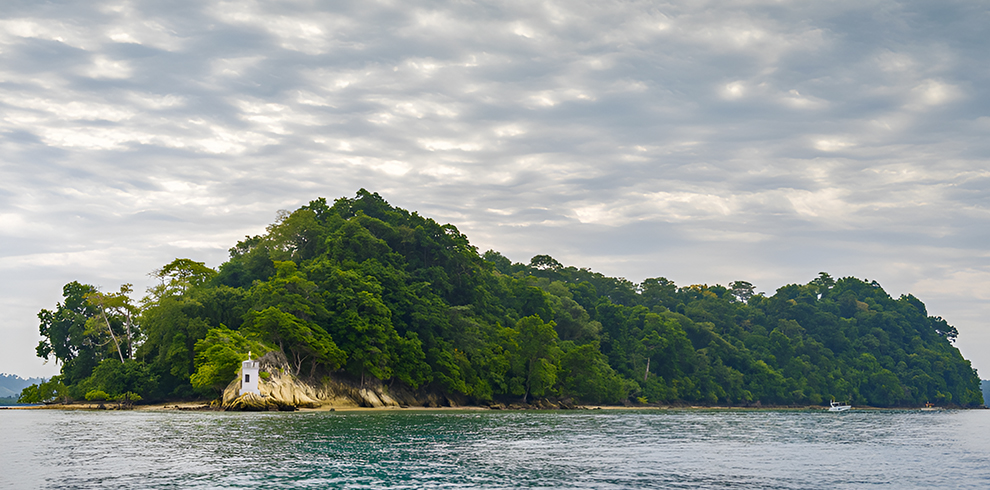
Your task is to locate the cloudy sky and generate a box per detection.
[2,0,988,379]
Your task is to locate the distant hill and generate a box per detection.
[0,373,46,398]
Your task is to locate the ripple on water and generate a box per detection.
[2,409,989,489]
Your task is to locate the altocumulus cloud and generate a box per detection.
[1,0,989,377]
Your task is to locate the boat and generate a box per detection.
[828,400,851,412]
[921,402,941,412]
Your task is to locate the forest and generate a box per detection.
[21,190,985,408]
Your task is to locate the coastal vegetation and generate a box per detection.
[1,373,45,405]
[21,190,984,408]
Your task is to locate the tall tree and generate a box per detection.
[508,315,561,402]
[85,284,140,361]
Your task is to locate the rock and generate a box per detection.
[359,388,385,408]
[377,390,400,407]
[222,351,405,410]
[219,349,573,411]
[226,392,272,411]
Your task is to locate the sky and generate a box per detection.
[1,0,988,380]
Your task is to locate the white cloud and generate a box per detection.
[907,79,961,108]
[208,1,347,55]
[0,19,93,50]
[210,56,266,78]
[722,81,747,100]
[814,138,854,152]
[85,56,133,79]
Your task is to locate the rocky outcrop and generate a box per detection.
[222,351,425,411]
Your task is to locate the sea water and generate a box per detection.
[3,408,989,489]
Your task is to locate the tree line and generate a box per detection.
[21,190,984,407]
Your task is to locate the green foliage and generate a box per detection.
[79,359,157,399]
[85,390,109,401]
[559,342,627,403]
[31,190,983,408]
[242,261,347,378]
[508,315,561,401]
[137,294,212,398]
[112,392,142,403]
[36,282,102,386]
[149,258,217,299]
[190,326,269,395]
[84,284,141,362]
[18,377,68,404]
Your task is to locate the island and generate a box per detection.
[19,190,985,410]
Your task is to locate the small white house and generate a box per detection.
[241,358,261,396]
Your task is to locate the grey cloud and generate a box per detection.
[1,0,989,377]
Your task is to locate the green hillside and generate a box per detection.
[0,374,45,398]
[22,190,984,408]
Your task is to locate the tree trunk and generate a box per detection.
[127,311,134,359]
[101,310,125,363]
[644,357,650,382]
[523,357,533,403]
[293,352,306,376]
[123,310,133,359]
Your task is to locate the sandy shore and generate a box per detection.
[4,401,857,412]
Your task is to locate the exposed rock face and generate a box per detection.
[222,351,424,411]
[218,355,578,410]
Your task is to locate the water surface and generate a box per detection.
[3,408,989,489]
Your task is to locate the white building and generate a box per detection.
[241,358,261,396]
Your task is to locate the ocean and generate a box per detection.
[3,408,989,489]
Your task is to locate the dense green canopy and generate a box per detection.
[24,190,984,407]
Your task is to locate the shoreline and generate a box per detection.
[4,401,976,412]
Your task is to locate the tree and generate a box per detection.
[559,342,626,403]
[729,281,755,303]
[530,255,563,271]
[137,294,210,398]
[547,289,601,341]
[80,359,158,399]
[147,258,217,300]
[640,277,677,309]
[640,330,667,382]
[930,316,959,343]
[810,272,835,297]
[483,250,512,274]
[390,331,432,389]
[309,261,396,383]
[243,261,347,377]
[244,307,345,376]
[190,326,269,395]
[36,282,102,386]
[18,377,68,404]
[508,315,561,402]
[85,284,140,361]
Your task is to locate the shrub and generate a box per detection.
[85,390,110,401]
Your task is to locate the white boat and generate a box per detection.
[828,400,851,412]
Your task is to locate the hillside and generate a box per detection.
[23,190,984,408]
[0,373,45,398]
